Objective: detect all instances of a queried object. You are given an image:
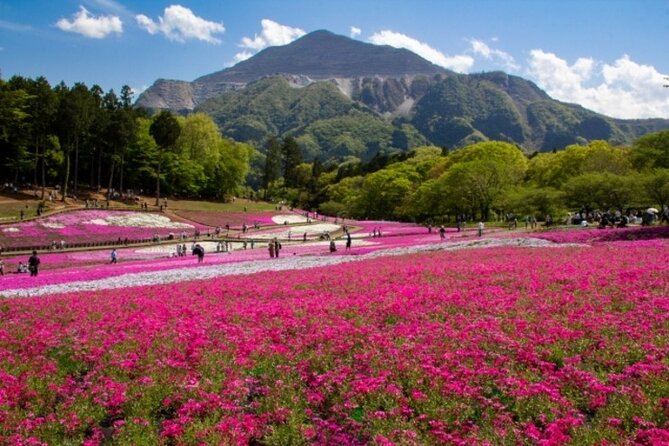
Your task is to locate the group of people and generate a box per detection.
[268,238,282,258]
[2,250,41,276]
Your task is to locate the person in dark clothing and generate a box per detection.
[274,239,281,258]
[193,244,205,263]
[28,250,40,277]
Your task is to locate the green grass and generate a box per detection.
[167,198,276,213]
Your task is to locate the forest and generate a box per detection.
[0,76,252,204]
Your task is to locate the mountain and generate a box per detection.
[136,30,669,157]
[136,30,446,113]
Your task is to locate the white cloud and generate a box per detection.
[135,5,224,44]
[233,51,254,64]
[469,39,519,71]
[55,6,122,39]
[528,49,669,119]
[368,30,474,73]
[350,26,361,38]
[233,19,305,63]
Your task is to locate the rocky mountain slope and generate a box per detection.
[136,30,669,156]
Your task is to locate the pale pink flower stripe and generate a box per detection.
[0,236,667,443]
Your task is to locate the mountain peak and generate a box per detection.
[196,30,447,84]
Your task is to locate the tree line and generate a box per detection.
[263,135,669,223]
[0,76,252,202]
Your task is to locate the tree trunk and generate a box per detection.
[62,150,70,202]
[97,147,102,191]
[155,157,161,206]
[73,137,79,196]
[41,151,46,201]
[118,152,124,199]
[33,138,39,189]
[107,160,115,205]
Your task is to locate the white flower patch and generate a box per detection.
[251,223,342,240]
[135,241,246,255]
[2,227,19,233]
[271,214,309,224]
[41,222,65,229]
[85,213,194,229]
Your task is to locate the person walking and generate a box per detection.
[477,221,485,237]
[268,240,275,258]
[28,250,40,277]
[346,232,352,251]
[0,258,4,276]
[439,225,446,240]
[274,238,281,258]
[110,248,118,264]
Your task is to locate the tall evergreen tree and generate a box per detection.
[263,136,282,190]
[282,136,303,188]
[149,110,181,205]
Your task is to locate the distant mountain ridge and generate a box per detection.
[136,30,669,156]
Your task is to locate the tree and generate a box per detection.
[263,136,282,191]
[631,130,669,170]
[22,77,58,197]
[149,111,181,205]
[0,79,31,183]
[503,186,563,219]
[562,172,638,212]
[55,82,95,200]
[641,169,669,212]
[527,140,631,188]
[436,141,529,220]
[102,90,137,203]
[352,164,421,219]
[281,136,304,188]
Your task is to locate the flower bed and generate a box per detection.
[530,225,669,245]
[172,210,280,228]
[0,239,667,444]
[0,210,207,249]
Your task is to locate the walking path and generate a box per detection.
[3,237,577,298]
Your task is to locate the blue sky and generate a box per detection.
[1,0,668,119]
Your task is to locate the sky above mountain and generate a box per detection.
[2,0,668,119]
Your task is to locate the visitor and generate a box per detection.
[0,258,4,276]
[439,225,446,240]
[193,244,205,263]
[28,250,40,277]
[17,262,28,273]
[110,248,118,264]
[274,238,282,258]
[346,232,352,251]
[329,239,337,253]
[268,240,275,258]
[477,221,484,237]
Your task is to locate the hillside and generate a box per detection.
[136,30,669,157]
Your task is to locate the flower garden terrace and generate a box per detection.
[0,228,667,444]
[0,209,353,253]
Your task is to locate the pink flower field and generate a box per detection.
[0,210,208,249]
[0,234,667,444]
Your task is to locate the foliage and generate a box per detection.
[1,237,668,444]
[631,130,669,170]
